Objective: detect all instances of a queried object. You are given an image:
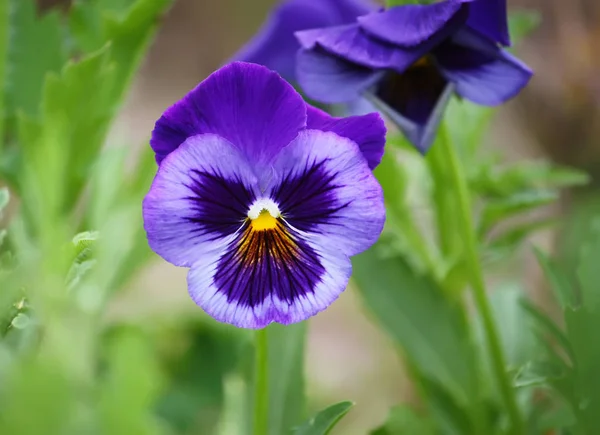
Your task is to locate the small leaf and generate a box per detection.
[294,401,354,435]
[479,191,557,234]
[10,313,30,330]
[534,247,576,309]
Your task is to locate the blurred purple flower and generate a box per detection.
[296,0,533,153]
[144,62,386,328]
[232,0,378,81]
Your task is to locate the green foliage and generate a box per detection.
[371,406,435,435]
[293,401,354,435]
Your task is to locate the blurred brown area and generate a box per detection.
[40,0,600,433]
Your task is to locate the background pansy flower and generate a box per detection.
[144,62,386,329]
[232,0,377,82]
[295,0,533,153]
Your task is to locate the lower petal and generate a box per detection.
[306,105,386,169]
[434,29,532,106]
[187,221,352,328]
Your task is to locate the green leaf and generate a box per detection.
[577,219,600,309]
[0,0,8,142]
[508,10,542,46]
[534,247,576,309]
[9,313,30,330]
[5,0,67,119]
[293,401,354,435]
[352,246,479,410]
[267,323,307,435]
[371,406,435,435]
[479,191,558,234]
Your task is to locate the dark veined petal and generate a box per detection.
[296,23,427,72]
[269,129,385,256]
[467,0,511,46]
[296,48,384,103]
[434,29,532,106]
[306,105,386,169]
[368,82,455,154]
[357,0,471,47]
[187,234,352,328]
[143,134,258,267]
[150,62,306,166]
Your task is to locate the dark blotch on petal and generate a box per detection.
[214,220,325,308]
[272,159,351,233]
[184,169,255,240]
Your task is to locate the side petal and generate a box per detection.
[357,0,470,47]
[143,134,258,267]
[306,105,386,169]
[296,48,384,103]
[150,62,306,166]
[187,237,352,329]
[467,0,511,46]
[296,23,427,72]
[434,29,532,106]
[268,129,385,256]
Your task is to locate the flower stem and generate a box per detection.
[253,327,269,435]
[439,126,524,434]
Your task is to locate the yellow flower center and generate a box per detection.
[250,209,278,232]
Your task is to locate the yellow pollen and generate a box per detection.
[250,209,278,232]
[413,56,430,68]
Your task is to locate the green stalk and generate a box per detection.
[439,126,524,434]
[253,327,269,435]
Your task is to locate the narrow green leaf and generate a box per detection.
[352,247,478,408]
[294,401,354,435]
[0,0,9,143]
[5,0,67,119]
[577,219,600,309]
[533,247,576,309]
[0,187,8,214]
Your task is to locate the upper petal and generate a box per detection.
[306,105,386,169]
[467,0,511,46]
[231,0,378,80]
[434,29,532,105]
[297,23,427,72]
[268,129,385,256]
[296,48,384,103]
[143,133,258,267]
[150,62,306,166]
[357,0,471,47]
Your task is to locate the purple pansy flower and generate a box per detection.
[232,0,377,81]
[143,62,386,329]
[295,0,533,153]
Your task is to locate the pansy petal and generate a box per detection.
[306,105,386,169]
[143,134,258,267]
[187,238,352,329]
[150,62,306,165]
[357,0,471,47]
[467,0,511,46]
[368,83,455,153]
[231,0,345,80]
[434,29,532,106]
[268,129,385,256]
[297,48,384,103]
[296,24,427,72]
